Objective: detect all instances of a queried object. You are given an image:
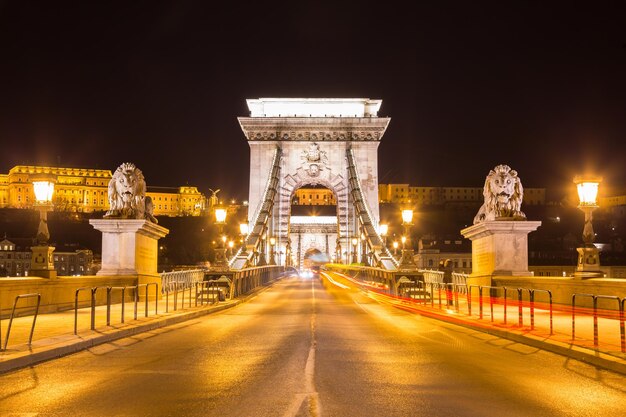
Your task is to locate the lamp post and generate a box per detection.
[351,237,358,264]
[399,209,417,268]
[257,233,267,266]
[360,232,368,265]
[213,206,227,268]
[239,223,249,255]
[285,239,292,267]
[30,174,57,278]
[228,240,234,257]
[573,176,603,278]
[379,224,388,249]
[269,236,277,265]
[393,241,399,256]
[335,237,342,264]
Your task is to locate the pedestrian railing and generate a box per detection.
[572,293,623,350]
[421,269,444,284]
[452,272,469,286]
[160,269,205,294]
[420,282,626,352]
[2,293,41,350]
[74,283,160,335]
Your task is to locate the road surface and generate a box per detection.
[0,275,624,417]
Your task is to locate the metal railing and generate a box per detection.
[572,293,623,349]
[74,283,160,335]
[160,269,205,294]
[421,269,444,284]
[2,293,41,350]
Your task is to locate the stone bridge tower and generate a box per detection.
[237,98,391,267]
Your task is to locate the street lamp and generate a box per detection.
[269,236,277,265]
[379,224,388,248]
[228,240,234,257]
[30,174,57,278]
[335,237,342,264]
[213,206,228,268]
[239,222,249,255]
[393,241,399,256]
[257,233,267,266]
[573,176,603,278]
[360,232,368,265]
[351,237,358,264]
[400,209,416,268]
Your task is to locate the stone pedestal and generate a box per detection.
[30,245,57,279]
[461,220,541,286]
[89,219,169,276]
[574,246,603,278]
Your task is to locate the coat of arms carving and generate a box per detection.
[301,142,328,177]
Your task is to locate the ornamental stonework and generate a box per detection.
[247,130,382,141]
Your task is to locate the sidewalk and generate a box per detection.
[372,288,626,375]
[0,295,241,374]
[329,272,626,375]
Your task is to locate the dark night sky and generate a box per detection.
[1,1,625,201]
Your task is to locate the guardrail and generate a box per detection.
[74,283,159,335]
[160,269,205,294]
[572,293,623,350]
[2,293,41,350]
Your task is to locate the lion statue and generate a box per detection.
[104,162,157,223]
[473,164,526,224]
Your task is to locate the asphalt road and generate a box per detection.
[0,275,624,417]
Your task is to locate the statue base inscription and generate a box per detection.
[90,219,169,276]
[461,220,541,286]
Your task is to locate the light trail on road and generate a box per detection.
[0,276,624,417]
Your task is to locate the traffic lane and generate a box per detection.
[315,272,626,417]
[0,278,315,417]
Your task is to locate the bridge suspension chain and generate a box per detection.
[346,148,399,269]
[230,147,282,269]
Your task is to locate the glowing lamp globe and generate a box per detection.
[270,237,276,246]
[574,176,602,207]
[239,223,249,235]
[33,180,55,203]
[401,209,414,225]
[351,237,358,246]
[215,208,227,224]
[379,224,388,236]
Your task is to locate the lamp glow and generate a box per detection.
[402,209,414,225]
[33,181,55,203]
[270,237,276,246]
[215,208,227,223]
[240,223,249,235]
[574,176,602,207]
[379,224,388,236]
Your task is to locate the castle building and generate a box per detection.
[378,184,546,206]
[0,165,207,217]
[293,188,337,205]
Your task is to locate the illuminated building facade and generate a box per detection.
[0,238,95,277]
[378,183,546,206]
[0,165,207,217]
[293,188,337,205]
